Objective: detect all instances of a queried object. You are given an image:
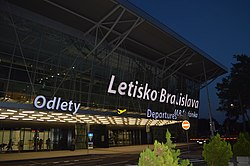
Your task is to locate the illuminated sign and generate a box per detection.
[147,109,177,120]
[33,95,81,114]
[146,109,198,120]
[117,109,126,115]
[88,133,93,142]
[182,120,190,130]
[88,132,94,149]
[107,75,199,109]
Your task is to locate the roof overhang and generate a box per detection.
[6,0,227,84]
[0,104,180,126]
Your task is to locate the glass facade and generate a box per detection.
[0,124,74,152]
[108,129,142,146]
[0,1,205,151]
[0,9,200,116]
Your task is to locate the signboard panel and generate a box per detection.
[88,132,94,149]
[182,120,190,130]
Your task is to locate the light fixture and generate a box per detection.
[41,117,50,120]
[7,109,17,112]
[13,115,24,118]
[19,113,28,116]
[32,114,43,117]
[64,118,73,121]
[68,120,77,123]
[80,117,90,120]
[83,119,92,122]
[39,112,47,114]
[1,112,14,115]
[51,113,62,116]
[22,118,33,121]
[58,116,68,119]
[10,117,19,120]
[2,107,180,126]
[76,115,85,117]
[96,116,106,119]
[22,111,35,114]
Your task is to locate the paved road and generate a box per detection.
[1,144,206,166]
[1,153,140,166]
[180,144,206,166]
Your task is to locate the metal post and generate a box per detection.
[186,130,189,152]
[87,123,90,154]
[202,61,214,137]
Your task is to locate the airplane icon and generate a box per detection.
[117,109,126,115]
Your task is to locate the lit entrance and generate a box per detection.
[0,121,75,152]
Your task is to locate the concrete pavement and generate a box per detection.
[0,143,197,163]
[0,144,155,162]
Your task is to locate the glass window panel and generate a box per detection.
[24,129,32,150]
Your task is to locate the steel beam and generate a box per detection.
[162,52,195,81]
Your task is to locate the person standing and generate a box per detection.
[34,137,38,151]
[71,138,75,151]
[38,139,43,150]
[18,140,24,152]
[7,139,13,152]
[46,138,51,150]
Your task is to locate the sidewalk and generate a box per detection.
[0,144,154,162]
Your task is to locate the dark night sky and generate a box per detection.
[129,0,250,124]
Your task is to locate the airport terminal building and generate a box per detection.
[0,0,226,151]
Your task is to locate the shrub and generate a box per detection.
[233,132,250,156]
[202,133,233,166]
[138,130,192,166]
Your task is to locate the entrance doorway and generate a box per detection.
[108,129,142,147]
[0,121,75,152]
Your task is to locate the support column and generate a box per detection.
[203,61,214,137]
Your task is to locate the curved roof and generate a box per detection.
[7,0,227,83]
